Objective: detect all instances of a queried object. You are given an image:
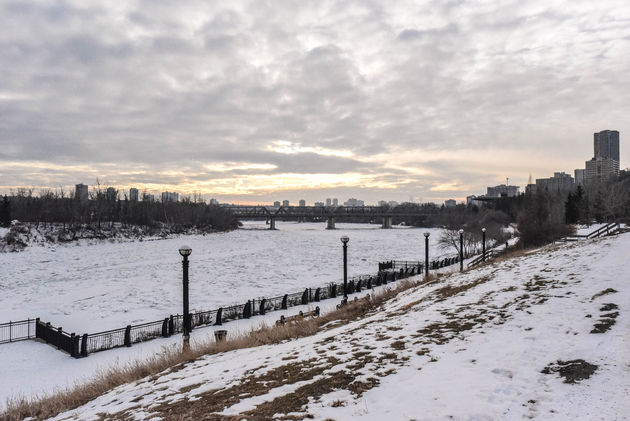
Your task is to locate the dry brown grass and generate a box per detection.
[1,278,427,421]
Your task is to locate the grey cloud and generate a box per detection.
[1,0,630,204]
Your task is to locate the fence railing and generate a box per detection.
[0,319,36,344]
[29,267,414,358]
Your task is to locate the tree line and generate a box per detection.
[0,186,238,232]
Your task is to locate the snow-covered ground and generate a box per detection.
[0,222,466,407]
[38,231,629,420]
[0,222,452,333]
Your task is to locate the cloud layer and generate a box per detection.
[1,0,630,203]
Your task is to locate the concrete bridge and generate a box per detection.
[222,205,430,229]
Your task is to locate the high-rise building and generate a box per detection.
[299,199,306,207]
[574,169,585,187]
[106,187,117,201]
[129,188,139,201]
[585,157,620,182]
[486,184,519,197]
[75,183,88,203]
[326,198,332,206]
[161,191,179,202]
[535,172,575,193]
[273,201,281,207]
[332,198,338,206]
[142,193,155,202]
[282,200,290,207]
[594,130,620,161]
[444,199,456,207]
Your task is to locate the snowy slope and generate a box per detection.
[42,232,630,420]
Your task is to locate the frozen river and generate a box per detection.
[0,221,451,333]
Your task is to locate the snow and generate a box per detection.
[35,231,630,420]
[0,222,464,407]
[0,222,453,333]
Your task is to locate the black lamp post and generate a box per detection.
[481,228,486,262]
[341,235,349,304]
[179,245,192,350]
[459,229,464,271]
[424,232,430,277]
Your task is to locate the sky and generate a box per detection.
[1,0,629,205]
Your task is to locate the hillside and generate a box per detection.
[37,233,630,420]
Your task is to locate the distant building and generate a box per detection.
[344,198,364,207]
[378,200,387,207]
[535,172,575,194]
[585,157,620,183]
[106,187,117,201]
[326,198,332,206]
[299,199,306,207]
[75,183,89,203]
[143,193,155,202]
[282,200,290,207]
[129,188,139,201]
[486,184,520,198]
[388,201,399,207]
[273,201,281,207]
[161,191,179,202]
[594,130,620,161]
[444,199,456,207]
[314,201,325,207]
[209,198,219,206]
[574,169,585,187]
[332,198,338,206]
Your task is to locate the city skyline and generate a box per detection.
[1,1,629,204]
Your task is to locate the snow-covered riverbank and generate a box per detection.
[38,231,630,420]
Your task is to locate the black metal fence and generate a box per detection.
[0,319,36,344]
[30,267,415,358]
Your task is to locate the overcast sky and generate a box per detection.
[1,0,629,204]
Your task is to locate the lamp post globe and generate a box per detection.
[179,245,192,351]
[340,236,349,303]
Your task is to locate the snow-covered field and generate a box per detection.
[38,231,629,420]
[0,222,451,333]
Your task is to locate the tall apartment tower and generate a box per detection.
[75,183,89,203]
[594,130,620,161]
[129,188,139,201]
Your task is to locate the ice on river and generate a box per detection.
[0,222,452,333]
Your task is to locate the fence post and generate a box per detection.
[81,333,88,357]
[356,279,362,292]
[367,277,372,289]
[260,298,267,315]
[162,318,169,337]
[124,325,131,347]
[331,284,337,298]
[215,308,223,326]
[243,301,252,319]
[70,333,80,358]
[301,289,309,305]
[9,321,11,343]
[315,288,320,302]
[169,315,175,335]
[281,295,288,310]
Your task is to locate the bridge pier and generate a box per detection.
[269,217,276,230]
[326,217,336,230]
[381,216,392,229]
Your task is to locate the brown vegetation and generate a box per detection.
[1,279,426,421]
